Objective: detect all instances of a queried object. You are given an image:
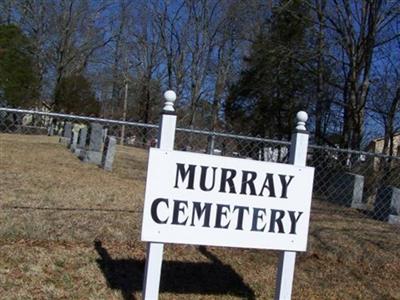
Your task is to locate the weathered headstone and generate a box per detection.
[327,172,365,209]
[263,146,289,162]
[57,121,65,136]
[374,186,400,221]
[74,127,88,156]
[280,146,289,161]
[388,214,400,225]
[78,126,91,159]
[64,122,72,137]
[102,136,117,171]
[70,129,79,152]
[102,128,108,143]
[54,121,62,136]
[47,123,55,136]
[263,147,281,162]
[213,149,222,155]
[83,123,103,165]
[127,135,136,145]
[59,122,72,146]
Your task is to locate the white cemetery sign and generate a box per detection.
[141,149,314,251]
[141,91,314,300]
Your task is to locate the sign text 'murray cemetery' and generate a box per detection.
[141,148,314,251]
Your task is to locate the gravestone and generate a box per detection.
[78,126,91,159]
[327,172,365,209]
[57,121,65,136]
[59,122,72,146]
[280,146,289,161]
[264,146,289,162]
[388,214,400,225]
[213,149,222,155]
[54,121,62,136]
[102,136,117,171]
[83,123,103,165]
[263,147,282,162]
[47,123,55,136]
[102,128,108,143]
[70,129,79,152]
[74,127,88,156]
[374,186,400,221]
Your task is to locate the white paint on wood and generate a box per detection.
[274,112,310,300]
[142,91,177,300]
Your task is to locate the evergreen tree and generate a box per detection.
[54,74,99,116]
[226,0,311,139]
[0,24,39,107]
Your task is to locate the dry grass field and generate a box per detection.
[0,133,399,299]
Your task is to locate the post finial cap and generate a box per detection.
[296,111,308,130]
[163,90,176,112]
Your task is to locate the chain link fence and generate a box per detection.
[1,107,399,298]
[1,104,399,283]
[1,107,399,225]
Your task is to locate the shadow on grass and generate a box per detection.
[94,240,255,300]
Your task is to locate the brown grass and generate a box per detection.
[0,133,399,299]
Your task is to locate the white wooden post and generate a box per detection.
[142,90,177,300]
[274,111,309,300]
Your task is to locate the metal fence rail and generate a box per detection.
[1,107,399,226]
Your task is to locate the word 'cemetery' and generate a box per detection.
[151,198,302,234]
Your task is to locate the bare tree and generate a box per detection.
[14,0,53,102]
[46,0,113,110]
[0,0,16,25]
[155,0,189,104]
[324,0,400,149]
[369,44,400,156]
[184,0,221,127]
[107,0,133,119]
[209,1,247,132]
[130,1,163,124]
[313,0,330,143]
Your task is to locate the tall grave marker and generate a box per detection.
[74,127,88,156]
[83,122,103,165]
[102,136,117,171]
[70,128,79,151]
[59,122,72,146]
[374,186,400,221]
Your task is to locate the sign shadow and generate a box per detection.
[94,240,255,300]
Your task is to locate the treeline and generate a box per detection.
[0,0,399,151]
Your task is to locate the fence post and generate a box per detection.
[207,134,215,154]
[142,90,177,300]
[120,80,129,145]
[274,111,309,300]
